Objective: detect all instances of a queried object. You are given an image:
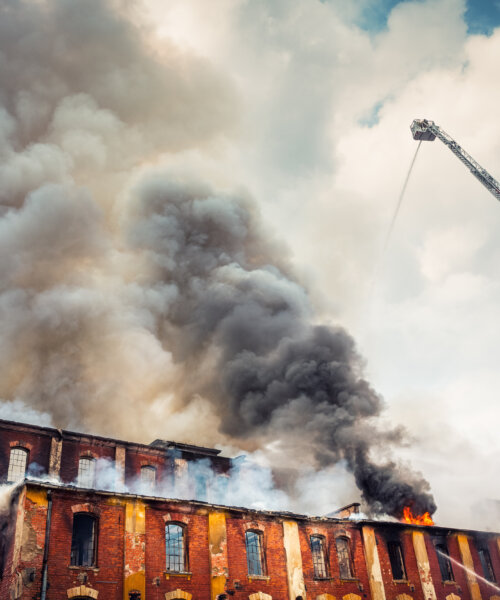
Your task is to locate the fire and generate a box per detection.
[402,506,434,526]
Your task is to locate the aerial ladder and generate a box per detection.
[410,119,500,202]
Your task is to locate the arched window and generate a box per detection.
[387,540,407,580]
[71,513,97,567]
[7,447,29,482]
[245,530,265,576]
[478,546,496,582]
[434,539,454,581]
[165,523,187,572]
[311,535,329,578]
[336,536,354,579]
[140,465,156,493]
[77,457,96,488]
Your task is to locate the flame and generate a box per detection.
[402,506,434,526]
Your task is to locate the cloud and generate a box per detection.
[1,0,500,523]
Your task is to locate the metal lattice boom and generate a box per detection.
[410,119,500,202]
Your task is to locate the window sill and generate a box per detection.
[339,578,359,583]
[393,579,409,584]
[314,576,333,581]
[441,580,457,585]
[68,566,99,572]
[248,575,270,582]
[164,571,192,580]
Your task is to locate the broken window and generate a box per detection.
[434,539,454,581]
[336,536,354,579]
[310,535,329,578]
[7,447,29,482]
[165,523,187,572]
[478,546,496,582]
[387,541,407,580]
[140,465,156,493]
[245,530,265,576]
[71,514,97,567]
[77,457,96,488]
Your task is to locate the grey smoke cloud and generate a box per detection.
[125,175,435,517]
[0,0,436,517]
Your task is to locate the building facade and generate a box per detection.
[1,418,499,600]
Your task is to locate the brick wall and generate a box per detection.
[146,504,211,599]
[226,514,289,599]
[0,424,53,481]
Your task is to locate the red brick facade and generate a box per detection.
[1,419,500,600]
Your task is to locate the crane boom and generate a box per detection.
[410,119,500,202]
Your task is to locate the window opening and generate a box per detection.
[140,466,156,493]
[478,547,496,582]
[77,457,96,488]
[387,541,407,580]
[165,523,186,572]
[434,541,454,581]
[311,535,329,578]
[336,536,354,579]
[70,514,97,567]
[7,447,29,482]
[245,530,265,576]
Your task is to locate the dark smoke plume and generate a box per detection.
[129,177,436,517]
[0,0,436,517]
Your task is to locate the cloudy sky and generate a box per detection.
[1,0,500,529]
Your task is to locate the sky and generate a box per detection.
[1,0,500,529]
[139,0,500,528]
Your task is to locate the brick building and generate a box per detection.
[0,418,499,600]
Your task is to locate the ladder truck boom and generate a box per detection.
[410,119,500,202]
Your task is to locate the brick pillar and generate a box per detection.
[412,531,437,600]
[115,445,126,489]
[208,511,229,600]
[457,534,482,600]
[362,526,386,600]
[123,499,146,600]
[48,436,63,479]
[283,520,306,600]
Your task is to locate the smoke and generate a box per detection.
[0,0,435,517]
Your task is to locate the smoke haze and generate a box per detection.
[0,0,442,518]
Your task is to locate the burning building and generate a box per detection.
[1,418,499,600]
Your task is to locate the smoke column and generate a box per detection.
[0,0,435,518]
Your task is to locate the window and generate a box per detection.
[478,547,496,582]
[7,447,29,482]
[387,541,407,580]
[165,523,187,572]
[77,457,96,488]
[336,536,354,579]
[245,530,265,576]
[434,540,454,581]
[311,535,329,578]
[70,514,97,567]
[140,466,156,493]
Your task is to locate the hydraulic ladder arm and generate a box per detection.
[410,119,500,202]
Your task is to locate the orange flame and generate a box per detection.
[402,506,434,526]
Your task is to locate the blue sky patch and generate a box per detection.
[347,0,500,36]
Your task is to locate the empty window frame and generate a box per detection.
[387,541,407,580]
[77,457,96,488]
[7,447,29,482]
[140,465,156,493]
[165,523,187,572]
[478,546,496,582]
[434,540,454,582]
[311,535,329,578]
[70,513,97,567]
[245,530,266,576]
[336,536,354,579]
